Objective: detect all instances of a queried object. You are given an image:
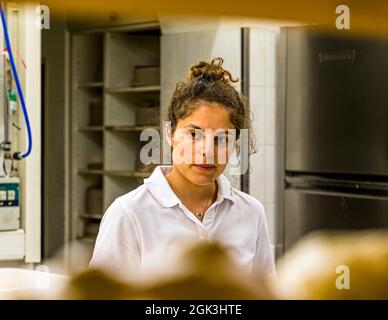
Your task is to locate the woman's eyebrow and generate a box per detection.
[184,124,203,129]
[183,125,235,136]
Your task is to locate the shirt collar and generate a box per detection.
[144,165,236,208]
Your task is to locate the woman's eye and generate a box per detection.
[215,136,228,144]
[189,131,202,140]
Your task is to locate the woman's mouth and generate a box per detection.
[193,164,216,172]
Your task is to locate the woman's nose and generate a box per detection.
[200,134,215,161]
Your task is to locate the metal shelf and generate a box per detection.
[106,85,160,93]
[79,213,103,221]
[78,169,104,175]
[78,169,150,179]
[104,170,150,178]
[105,125,160,132]
[77,126,104,132]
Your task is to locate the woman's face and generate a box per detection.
[169,102,236,186]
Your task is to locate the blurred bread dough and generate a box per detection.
[275,230,388,299]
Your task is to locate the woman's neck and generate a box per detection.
[165,166,218,206]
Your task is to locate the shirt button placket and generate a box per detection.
[204,209,215,227]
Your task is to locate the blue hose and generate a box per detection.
[0,5,32,159]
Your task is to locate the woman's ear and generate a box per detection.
[165,123,173,147]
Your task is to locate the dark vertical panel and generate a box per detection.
[240,27,250,193]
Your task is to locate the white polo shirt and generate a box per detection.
[90,165,275,279]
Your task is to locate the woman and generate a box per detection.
[89,58,275,280]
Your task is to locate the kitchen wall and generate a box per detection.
[248,26,286,258]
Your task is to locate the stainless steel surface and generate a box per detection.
[285,27,388,176]
[285,187,388,250]
[284,26,388,250]
[285,175,388,194]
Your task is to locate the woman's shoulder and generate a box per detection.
[103,184,150,219]
[113,183,151,210]
[230,187,266,216]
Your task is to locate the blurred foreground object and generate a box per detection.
[0,268,69,299]
[63,241,275,299]
[276,230,388,299]
[40,0,388,36]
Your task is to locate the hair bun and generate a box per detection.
[190,57,238,83]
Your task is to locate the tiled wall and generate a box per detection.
[249,27,286,257]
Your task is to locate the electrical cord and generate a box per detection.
[0,3,32,159]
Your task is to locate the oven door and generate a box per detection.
[285,186,388,250]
